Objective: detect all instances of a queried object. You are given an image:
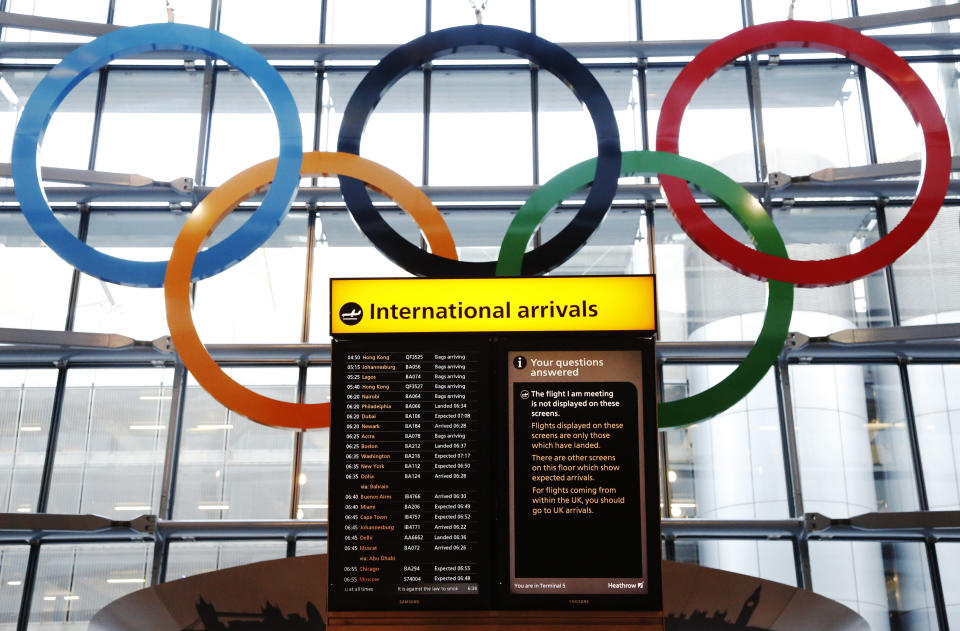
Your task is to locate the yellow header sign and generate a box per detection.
[330,276,656,335]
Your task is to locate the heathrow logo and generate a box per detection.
[338,302,364,326]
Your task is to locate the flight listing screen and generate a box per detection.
[328,338,492,610]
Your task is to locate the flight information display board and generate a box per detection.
[328,276,661,614]
[328,339,491,611]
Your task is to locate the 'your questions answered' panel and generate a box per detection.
[505,346,655,607]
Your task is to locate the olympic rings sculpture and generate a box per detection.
[9,20,950,430]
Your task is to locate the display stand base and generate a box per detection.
[327,610,664,630]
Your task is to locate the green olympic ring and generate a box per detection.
[495,150,794,428]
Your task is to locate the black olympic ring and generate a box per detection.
[337,24,622,277]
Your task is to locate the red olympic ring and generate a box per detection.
[656,20,951,288]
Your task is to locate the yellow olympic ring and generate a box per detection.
[164,152,458,430]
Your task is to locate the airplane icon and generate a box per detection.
[339,302,363,325]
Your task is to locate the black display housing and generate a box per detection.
[328,331,660,613]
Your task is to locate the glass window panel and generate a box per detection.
[2,0,108,43]
[113,0,211,27]
[219,0,322,44]
[325,0,425,44]
[46,368,173,518]
[429,69,532,186]
[887,205,960,325]
[653,207,761,342]
[431,1,529,31]
[308,213,412,343]
[671,539,797,587]
[867,62,960,164]
[759,64,869,176]
[771,205,892,331]
[0,73,99,175]
[446,209,518,264]
[312,209,515,278]
[310,209,521,291]
[300,367,330,521]
[641,0,742,41]
[856,0,960,36]
[543,208,650,276]
[0,546,28,628]
[0,71,47,182]
[295,540,327,556]
[810,540,937,631]
[95,70,204,182]
[865,365,920,513]
[173,368,297,520]
[670,539,699,564]
[865,64,925,164]
[938,543,960,629]
[317,71,361,154]
[0,369,57,514]
[29,542,152,628]
[165,540,286,581]
[646,65,756,182]
[538,68,641,183]
[0,211,77,329]
[319,70,423,185]
[663,364,789,519]
[536,0,636,42]
[907,363,960,511]
[790,363,919,517]
[655,204,891,341]
[204,70,316,186]
[192,211,308,344]
[73,211,187,340]
[751,0,850,22]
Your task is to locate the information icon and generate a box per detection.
[513,355,527,369]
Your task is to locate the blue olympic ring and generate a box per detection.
[11,22,303,288]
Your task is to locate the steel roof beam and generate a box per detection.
[2,338,960,367]
[0,32,959,61]
[0,178,958,206]
[3,512,957,543]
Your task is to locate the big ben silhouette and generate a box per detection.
[735,586,762,626]
[665,585,764,631]
[182,597,324,630]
